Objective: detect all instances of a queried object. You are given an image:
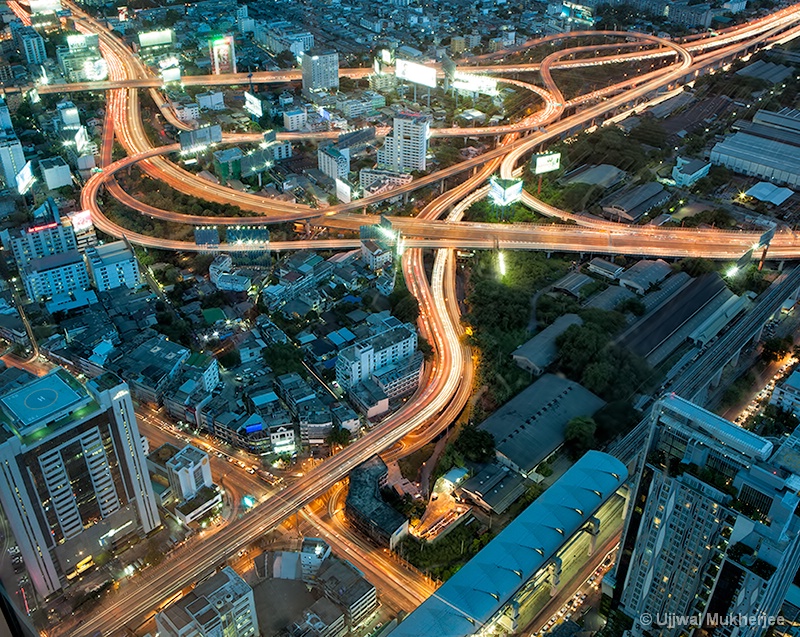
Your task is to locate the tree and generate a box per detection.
[556,324,609,379]
[594,400,641,442]
[263,343,305,375]
[616,297,646,317]
[218,349,241,368]
[454,424,495,463]
[565,417,597,459]
[326,426,351,448]
[762,336,793,362]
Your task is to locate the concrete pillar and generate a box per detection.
[586,517,600,556]
[730,348,741,369]
[549,557,562,596]
[710,366,724,389]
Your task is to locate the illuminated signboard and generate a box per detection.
[75,126,90,154]
[336,178,351,204]
[138,29,175,48]
[489,177,523,206]
[82,58,108,81]
[161,66,181,83]
[68,210,93,234]
[15,161,34,195]
[244,92,263,118]
[210,36,237,75]
[245,422,263,434]
[380,49,393,65]
[27,222,58,234]
[451,72,499,97]
[29,0,62,14]
[395,59,436,88]
[532,152,562,175]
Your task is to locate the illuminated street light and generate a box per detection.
[726,265,739,278]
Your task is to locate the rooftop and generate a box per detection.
[0,368,90,435]
[512,314,582,374]
[388,452,627,637]
[479,374,605,475]
[89,241,134,265]
[346,455,407,537]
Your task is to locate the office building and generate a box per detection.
[0,369,160,598]
[85,241,141,291]
[22,250,90,300]
[318,145,350,180]
[0,98,12,130]
[0,136,25,188]
[197,90,225,111]
[254,20,314,56]
[301,50,339,93]
[57,101,81,129]
[166,444,213,501]
[56,33,105,82]
[612,395,800,637]
[18,28,46,64]
[335,323,417,390]
[387,451,628,636]
[2,198,78,267]
[156,566,258,637]
[377,112,431,172]
[283,108,307,132]
[40,156,73,190]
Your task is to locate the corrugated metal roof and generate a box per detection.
[387,451,628,637]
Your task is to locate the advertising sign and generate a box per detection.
[15,161,34,195]
[395,59,436,88]
[244,92,263,118]
[489,177,523,206]
[532,152,562,175]
[210,36,237,74]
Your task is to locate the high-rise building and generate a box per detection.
[156,566,258,637]
[376,112,431,172]
[318,145,350,180]
[22,250,90,300]
[0,368,160,598]
[1,198,78,268]
[612,395,800,637]
[18,28,46,64]
[301,50,339,93]
[85,241,141,291]
[0,98,12,130]
[0,136,25,188]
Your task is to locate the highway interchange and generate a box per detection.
[8,0,800,634]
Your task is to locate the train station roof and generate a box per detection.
[386,451,628,637]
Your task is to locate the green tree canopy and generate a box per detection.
[564,416,597,459]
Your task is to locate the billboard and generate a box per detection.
[336,178,351,204]
[75,126,90,153]
[138,29,175,48]
[395,59,436,88]
[451,72,498,96]
[489,177,523,206]
[179,125,223,153]
[82,58,108,81]
[532,152,561,175]
[15,161,34,195]
[29,0,62,14]
[210,36,237,75]
[194,226,220,245]
[161,66,181,83]
[68,210,93,234]
[225,225,270,244]
[244,92,263,118]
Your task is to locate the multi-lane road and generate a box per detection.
[6,0,800,633]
